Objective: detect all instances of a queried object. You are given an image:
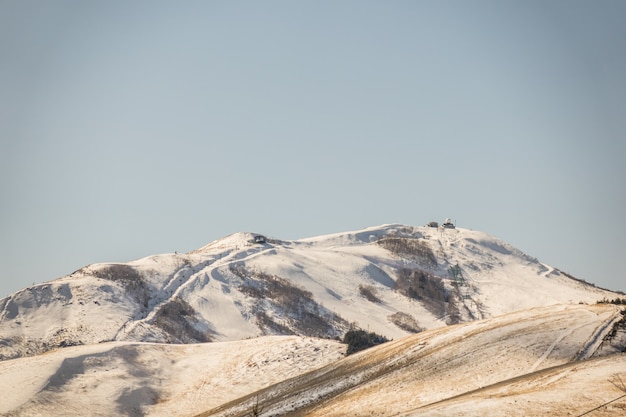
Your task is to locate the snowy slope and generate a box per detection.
[2,303,623,417]
[198,304,626,417]
[410,355,626,416]
[0,224,619,360]
[0,336,346,417]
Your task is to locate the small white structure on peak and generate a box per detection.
[442,218,456,229]
[252,235,267,244]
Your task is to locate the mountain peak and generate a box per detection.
[192,231,269,253]
[0,224,619,362]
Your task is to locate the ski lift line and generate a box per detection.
[449,263,465,284]
[576,394,626,417]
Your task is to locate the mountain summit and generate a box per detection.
[2,224,625,417]
[0,224,618,361]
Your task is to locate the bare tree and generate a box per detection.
[248,394,264,417]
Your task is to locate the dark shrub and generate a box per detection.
[152,297,212,343]
[388,312,423,333]
[394,268,448,317]
[359,284,381,303]
[377,238,437,268]
[231,266,348,338]
[598,297,626,305]
[343,329,389,355]
[91,264,150,308]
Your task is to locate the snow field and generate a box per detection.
[0,336,346,417]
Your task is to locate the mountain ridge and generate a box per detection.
[1,223,625,416]
[0,223,619,361]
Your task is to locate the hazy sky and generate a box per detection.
[1,1,625,298]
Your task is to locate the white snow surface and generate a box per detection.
[2,304,624,417]
[0,224,619,361]
[0,222,624,416]
[0,336,345,416]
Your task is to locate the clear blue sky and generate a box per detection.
[1,1,625,298]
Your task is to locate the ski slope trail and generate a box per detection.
[0,224,620,361]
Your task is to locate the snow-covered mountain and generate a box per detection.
[1,224,625,416]
[2,304,624,416]
[0,224,619,361]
